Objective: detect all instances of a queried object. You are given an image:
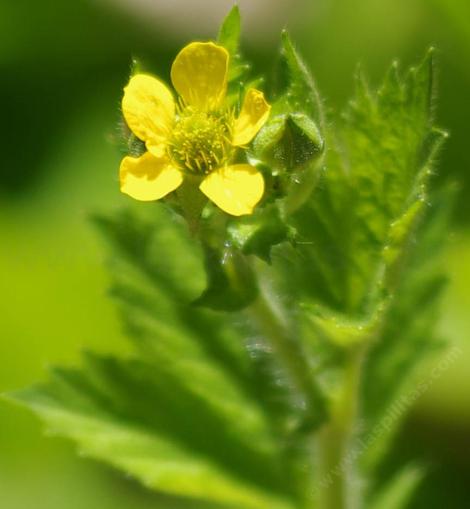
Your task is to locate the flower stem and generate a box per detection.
[249,281,327,430]
[316,346,366,509]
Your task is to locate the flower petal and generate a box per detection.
[199,164,264,216]
[171,42,229,110]
[120,152,183,201]
[232,89,271,146]
[122,74,175,157]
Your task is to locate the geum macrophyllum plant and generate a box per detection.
[120,41,270,216]
[8,6,452,509]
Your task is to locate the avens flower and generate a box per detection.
[120,42,271,216]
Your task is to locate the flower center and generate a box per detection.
[169,109,232,174]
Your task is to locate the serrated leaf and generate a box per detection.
[9,204,313,509]
[92,206,301,431]
[359,186,454,472]
[272,50,443,319]
[6,31,449,509]
[92,207,277,428]
[268,54,449,487]
[9,354,293,509]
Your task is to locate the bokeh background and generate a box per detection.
[1,0,469,507]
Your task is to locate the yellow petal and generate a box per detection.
[171,42,229,110]
[120,152,183,201]
[199,164,264,216]
[122,74,175,155]
[232,89,271,146]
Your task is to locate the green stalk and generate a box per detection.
[246,262,369,509]
[316,346,366,509]
[249,280,327,431]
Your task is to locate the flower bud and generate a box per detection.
[253,112,324,173]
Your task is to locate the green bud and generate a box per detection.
[253,112,324,173]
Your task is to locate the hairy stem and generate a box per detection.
[316,346,366,509]
[249,280,327,430]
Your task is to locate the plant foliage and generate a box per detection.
[7,6,451,509]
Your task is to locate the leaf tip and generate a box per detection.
[280,28,291,47]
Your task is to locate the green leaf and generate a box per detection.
[6,32,449,509]
[369,464,425,509]
[301,302,384,348]
[9,204,310,509]
[359,186,454,472]
[272,49,444,319]
[9,354,292,509]
[268,53,449,483]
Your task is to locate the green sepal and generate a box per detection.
[194,244,259,311]
[228,204,292,262]
[218,5,250,86]
[275,31,324,127]
[130,56,146,76]
[119,57,150,158]
[126,133,146,157]
[218,5,241,58]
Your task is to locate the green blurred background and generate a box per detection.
[1,0,469,507]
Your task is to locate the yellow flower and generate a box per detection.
[119,42,271,216]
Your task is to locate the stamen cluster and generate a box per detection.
[169,108,233,174]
